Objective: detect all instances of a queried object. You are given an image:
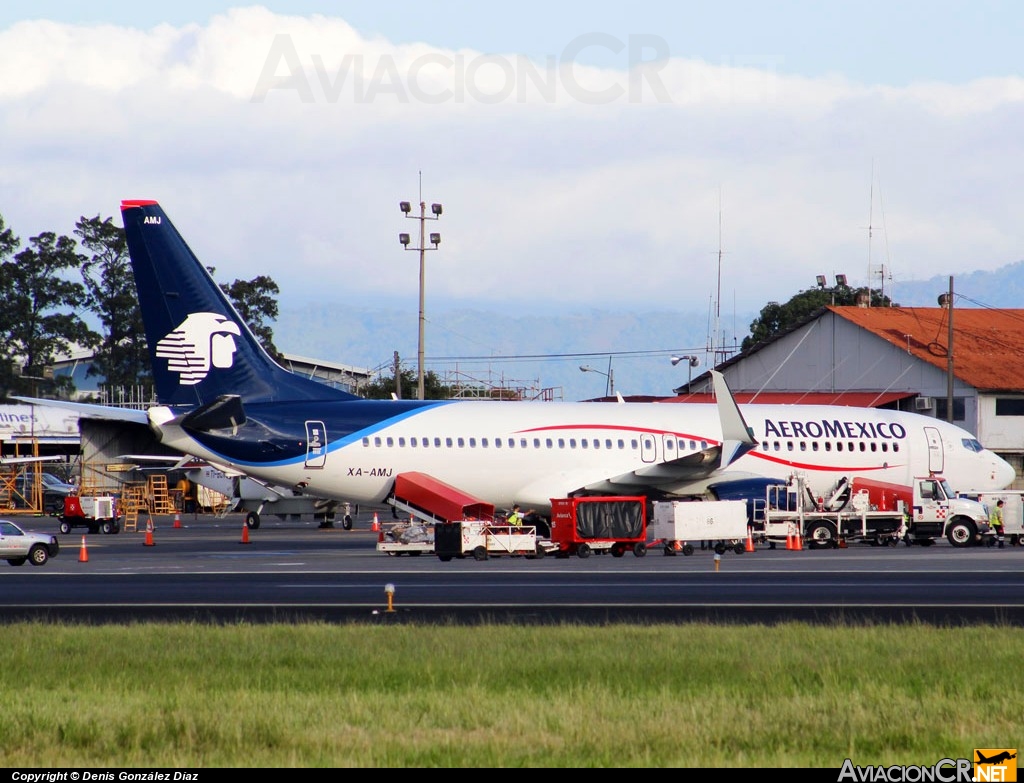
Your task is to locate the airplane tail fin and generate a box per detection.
[120,200,357,407]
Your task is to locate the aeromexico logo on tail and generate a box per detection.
[155,312,242,386]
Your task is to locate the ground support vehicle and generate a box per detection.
[58,496,122,535]
[956,489,1024,546]
[433,520,550,561]
[377,519,435,556]
[850,476,992,547]
[650,500,750,556]
[549,496,647,558]
[0,518,60,565]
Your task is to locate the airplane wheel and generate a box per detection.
[246,511,261,530]
[342,514,353,531]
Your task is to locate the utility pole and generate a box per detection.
[399,173,442,401]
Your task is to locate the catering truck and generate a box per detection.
[752,473,991,549]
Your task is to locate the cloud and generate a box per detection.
[1,6,1022,318]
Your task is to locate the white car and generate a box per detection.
[0,519,60,566]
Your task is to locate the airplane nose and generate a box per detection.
[994,455,1016,488]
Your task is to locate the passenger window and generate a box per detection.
[558,439,565,448]
[522,439,529,448]
[469,438,476,447]
[581,440,588,449]
[546,438,553,448]
[569,439,577,448]
[482,438,489,447]
[445,437,453,447]
[398,437,405,447]
[606,439,613,449]
[495,439,502,448]
[374,437,382,447]
[457,438,465,447]
[362,437,369,447]
[386,437,394,447]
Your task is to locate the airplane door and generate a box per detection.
[924,426,944,474]
[640,433,657,463]
[305,421,327,468]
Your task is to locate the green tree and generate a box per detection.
[1,230,98,398]
[208,268,283,363]
[741,283,893,352]
[0,213,22,398]
[76,214,152,395]
[359,366,452,400]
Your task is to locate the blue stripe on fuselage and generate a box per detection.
[183,398,453,469]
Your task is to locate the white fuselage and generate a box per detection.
[150,400,1015,512]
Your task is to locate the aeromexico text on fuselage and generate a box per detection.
[762,419,906,440]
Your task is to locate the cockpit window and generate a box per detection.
[962,438,984,453]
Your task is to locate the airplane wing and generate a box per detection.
[580,370,757,496]
[12,396,151,425]
[0,455,64,465]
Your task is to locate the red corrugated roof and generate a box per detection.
[829,305,1024,391]
[658,391,914,406]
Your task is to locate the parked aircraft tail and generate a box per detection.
[120,199,357,408]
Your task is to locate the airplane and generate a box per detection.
[976,751,1016,765]
[118,454,348,529]
[14,200,1017,529]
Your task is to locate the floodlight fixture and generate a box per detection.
[836,273,848,287]
[399,201,411,214]
[399,233,410,246]
[429,232,441,245]
[816,274,827,288]
[431,203,443,216]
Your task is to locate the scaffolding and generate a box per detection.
[442,367,562,402]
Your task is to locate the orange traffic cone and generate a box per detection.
[372,513,380,532]
[79,535,89,563]
[794,529,803,551]
[173,512,181,529]
[240,519,250,545]
[785,525,794,550]
[745,528,755,553]
[144,517,155,547]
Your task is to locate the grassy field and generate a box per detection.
[1,621,1020,768]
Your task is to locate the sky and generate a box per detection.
[1,2,1023,395]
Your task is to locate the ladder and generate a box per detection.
[148,475,176,514]
[121,485,146,532]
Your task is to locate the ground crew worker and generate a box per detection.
[507,504,525,527]
[990,499,1005,548]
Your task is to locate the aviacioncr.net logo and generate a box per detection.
[155,312,241,386]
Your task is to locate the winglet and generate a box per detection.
[711,370,756,467]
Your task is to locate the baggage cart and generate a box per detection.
[433,520,549,561]
[549,496,647,558]
[650,500,749,555]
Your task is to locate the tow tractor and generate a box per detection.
[58,495,122,535]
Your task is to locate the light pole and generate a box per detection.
[399,181,442,401]
[579,364,614,397]
[671,355,699,387]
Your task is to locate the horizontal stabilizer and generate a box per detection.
[180,395,247,432]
